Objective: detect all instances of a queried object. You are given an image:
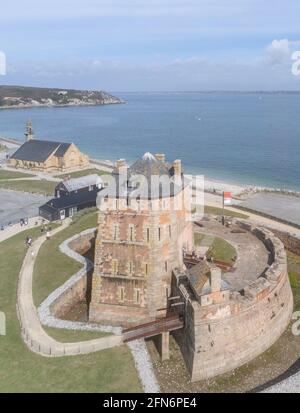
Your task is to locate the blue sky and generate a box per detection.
[1,0,300,91]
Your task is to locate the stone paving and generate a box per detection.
[194,219,270,291]
[0,190,50,227]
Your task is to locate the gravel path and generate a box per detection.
[262,372,300,393]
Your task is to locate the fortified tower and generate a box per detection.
[89,153,194,325]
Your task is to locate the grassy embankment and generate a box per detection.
[194,232,236,264]
[0,170,35,179]
[33,210,97,306]
[204,205,249,219]
[55,168,110,179]
[288,251,300,311]
[0,179,56,196]
[0,212,141,392]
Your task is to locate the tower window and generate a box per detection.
[128,260,134,275]
[146,228,150,243]
[169,225,172,239]
[165,261,168,272]
[145,263,148,276]
[113,224,118,240]
[128,225,135,241]
[133,288,141,304]
[111,259,118,275]
[118,286,125,303]
[158,227,161,241]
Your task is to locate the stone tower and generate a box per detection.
[25,119,34,141]
[89,153,194,326]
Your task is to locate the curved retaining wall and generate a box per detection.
[174,221,294,381]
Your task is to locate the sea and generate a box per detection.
[0,92,299,191]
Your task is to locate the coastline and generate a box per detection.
[1,135,300,199]
[0,101,125,110]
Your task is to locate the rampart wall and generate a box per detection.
[173,221,294,381]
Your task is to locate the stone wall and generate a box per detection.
[49,231,95,319]
[51,276,87,319]
[268,229,300,257]
[173,222,294,381]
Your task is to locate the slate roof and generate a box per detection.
[58,174,102,192]
[41,188,100,211]
[109,152,185,199]
[128,152,171,179]
[188,262,230,297]
[10,139,71,162]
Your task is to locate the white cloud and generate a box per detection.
[266,38,300,65]
[266,39,291,64]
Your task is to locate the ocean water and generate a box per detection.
[0,92,299,191]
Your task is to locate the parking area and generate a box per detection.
[239,193,300,226]
[0,189,49,227]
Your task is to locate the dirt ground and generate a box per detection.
[146,322,300,393]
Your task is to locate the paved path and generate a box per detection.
[17,222,122,357]
[194,220,269,290]
[0,216,43,243]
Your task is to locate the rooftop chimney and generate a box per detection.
[210,267,222,293]
[172,159,182,176]
[155,153,165,162]
[116,158,127,174]
[25,119,34,141]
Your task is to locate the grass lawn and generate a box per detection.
[33,211,98,306]
[0,217,141,392]
[194,232,237,264]
[0,179,56,196]
[204,205,249,219]
[44,327,109,342]
[0,170,35,179]
[55,168,110,179]
[287,251,300,311]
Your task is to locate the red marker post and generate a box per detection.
[222,191,232,225]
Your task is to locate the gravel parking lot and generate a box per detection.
[239,193,300,226]
[0,189,49,226]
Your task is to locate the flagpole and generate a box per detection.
[222,191,225,226]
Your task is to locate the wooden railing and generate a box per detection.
[123,314,184,343]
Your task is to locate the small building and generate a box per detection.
[8,120,89,172]
[39,188,100,221]
[39,174,103,221]
[55,174,102,197]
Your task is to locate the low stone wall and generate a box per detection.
[38,228,122,335]
[173,221,294,381]
[48,230,95,319]
[269,228,300,257]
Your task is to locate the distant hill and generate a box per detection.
[0,85,124,109]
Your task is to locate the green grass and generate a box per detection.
[0,179,56,195]
[288,251,300,311]
[44,327,109,342]
[204,205,249,219]
[0,216,141,392]
[194,232,237,264]
[55,168,110,179]
[0,170,35,179]
[0,144,7,152]
[33,211,98,306]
